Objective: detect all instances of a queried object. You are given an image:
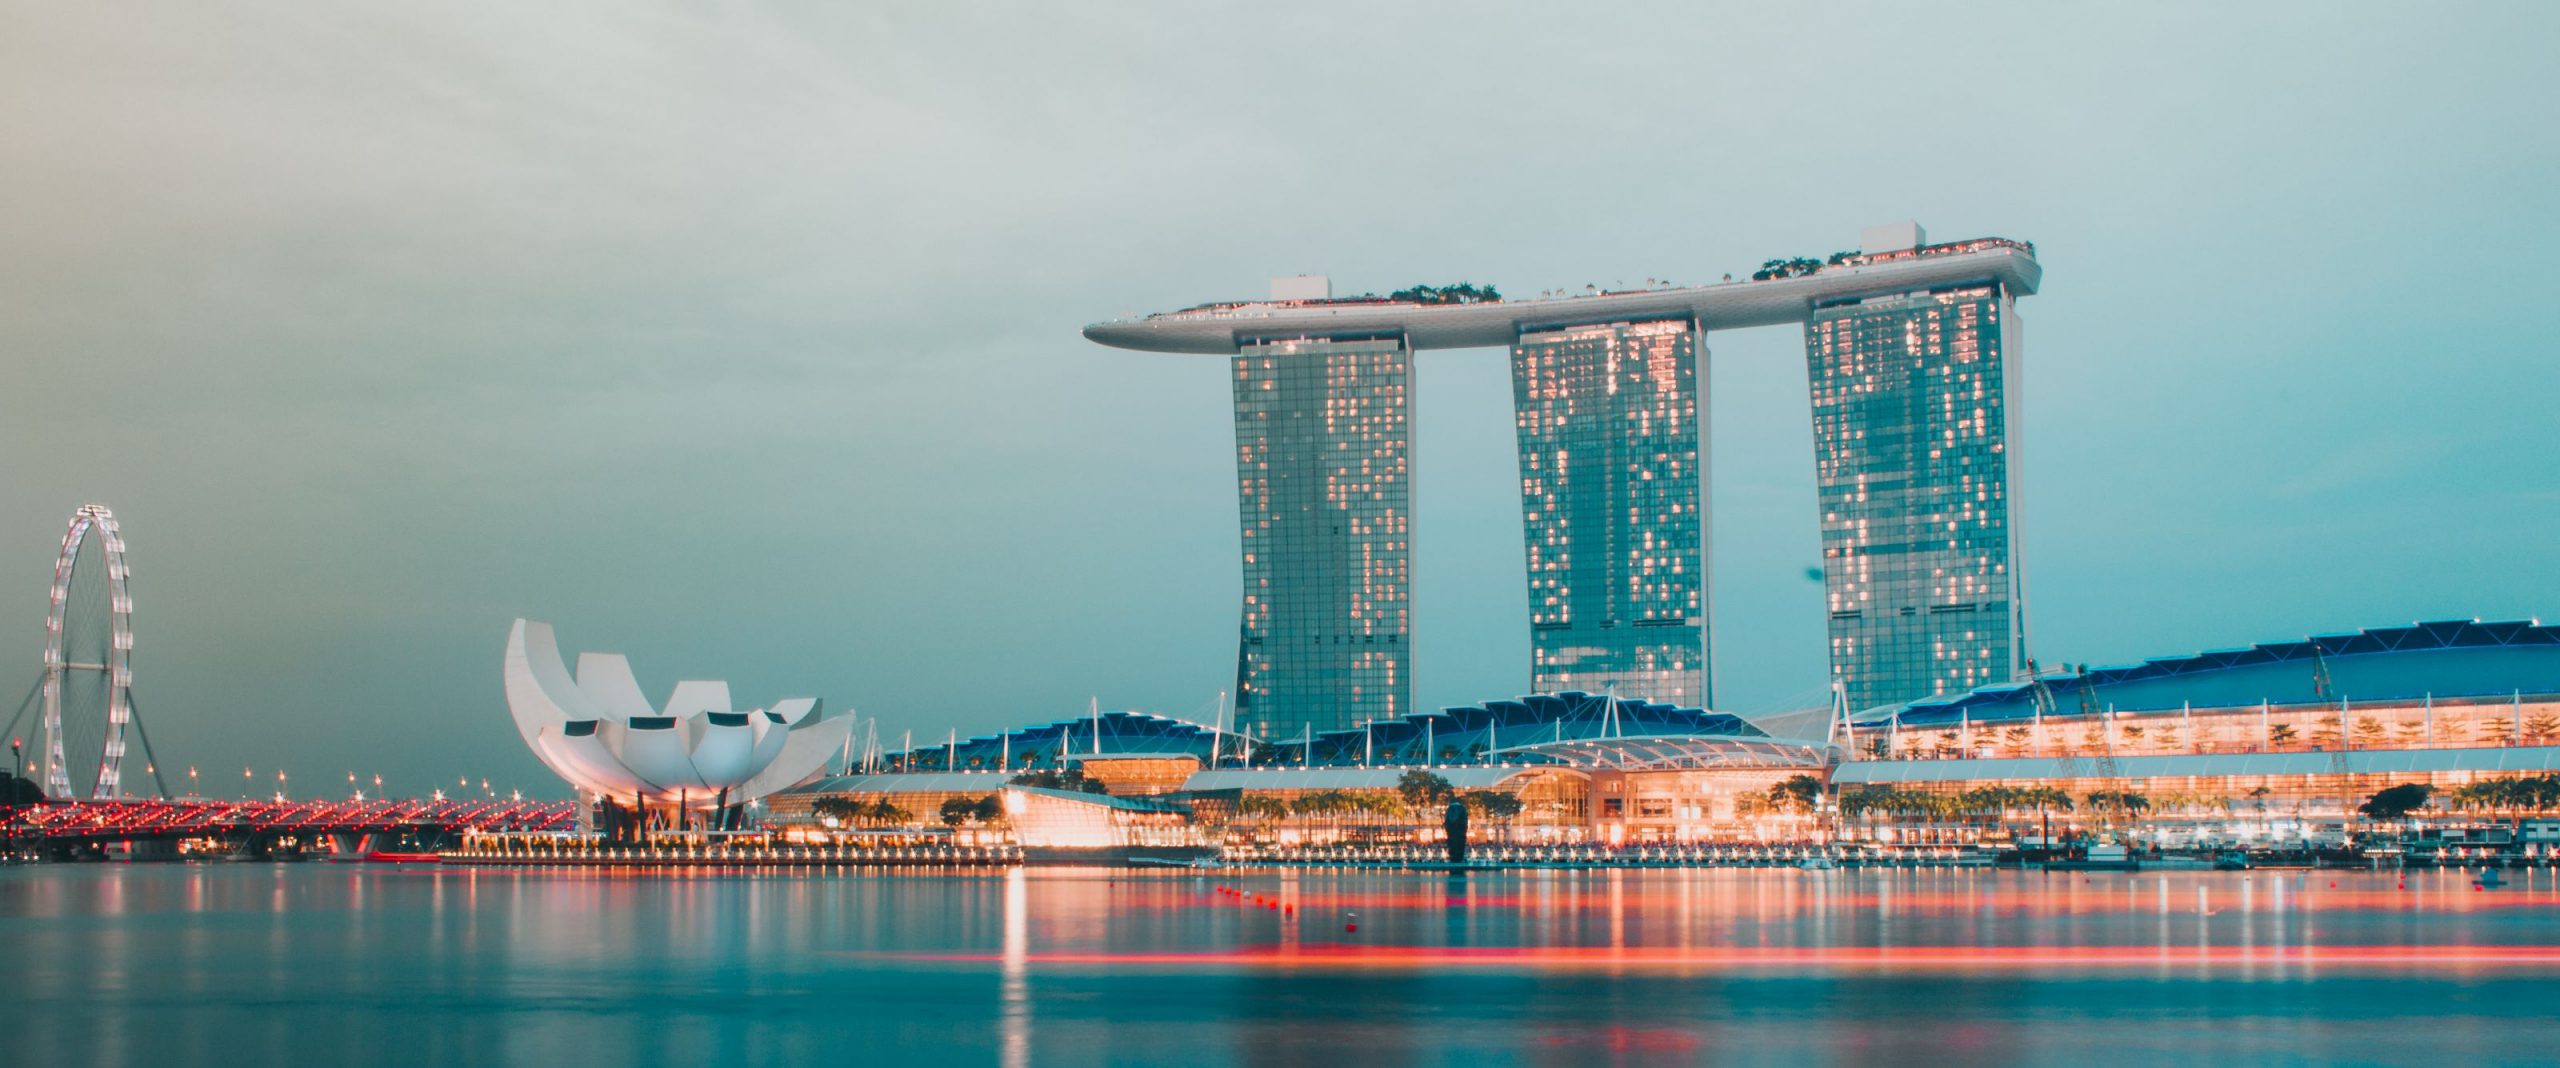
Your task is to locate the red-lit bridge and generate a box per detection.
[3,797,577,857]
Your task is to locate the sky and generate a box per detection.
[2,3,2555,800]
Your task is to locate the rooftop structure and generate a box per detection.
[1865,618,2560,728]
[1082,238,2039,354]
[1835,744,2560,788]
[877,691,1764,772]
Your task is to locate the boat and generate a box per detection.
[2213,850,2252,871]
[363,850,443,864]
[1795,855,1838,870]
[2045,843,2141,872]
[2475,866,2507,889]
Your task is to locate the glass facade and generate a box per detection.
[1807,285,2026,712]
[1511,319,1707,706]
[1232,337,1412,744]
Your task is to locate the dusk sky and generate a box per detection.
[3,4,2554,798]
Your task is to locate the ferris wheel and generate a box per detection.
[36,505,141,799]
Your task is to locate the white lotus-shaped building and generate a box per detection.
[504,619,849,805]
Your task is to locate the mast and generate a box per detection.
[1210,690,1226,768]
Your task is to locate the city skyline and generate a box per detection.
[2,5,2556,796]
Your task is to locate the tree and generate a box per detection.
[1749,256,1829,281]
[1459,790,1522,823]
[938,794,1004,828]
[2352,717,2388,747]
[1388,282,1501,305]
[1396,770,1455,812]
[2358,783,2433,822]
[1235,794,1290,826]
[2525,713,2560,745]
[2268,724,2300,750]
[814,796,910,826]
[2083,791,2149,822]
[1768,774,1824,815]
[1010,764,1108,795]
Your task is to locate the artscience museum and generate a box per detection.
[502,619,849,819]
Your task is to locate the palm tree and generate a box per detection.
[1234,794,1290,840]
[2268,724,2300,751]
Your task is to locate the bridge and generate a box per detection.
[3,797,577,859]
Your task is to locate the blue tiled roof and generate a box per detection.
[1872,619,2560,727]
[890,691,1763,771]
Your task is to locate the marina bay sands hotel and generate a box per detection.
[1084,223,2040,742]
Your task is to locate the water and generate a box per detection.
[7,863,2560,1066]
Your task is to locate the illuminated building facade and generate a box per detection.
[1808,283,2026,711]
[773,621,2560,850]
[1083,229,2043,720]
[1231,336,1412,742]
[1512,319,1707,705]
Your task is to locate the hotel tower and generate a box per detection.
[1086,223,2038,739]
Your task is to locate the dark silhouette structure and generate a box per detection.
[1444,799,1469,864]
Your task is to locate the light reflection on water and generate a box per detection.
[6,864,2560,1066]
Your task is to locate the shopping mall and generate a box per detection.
[768,618,2560,850]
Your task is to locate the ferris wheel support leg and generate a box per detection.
[1,675,39,754]
[125,690,171,799]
